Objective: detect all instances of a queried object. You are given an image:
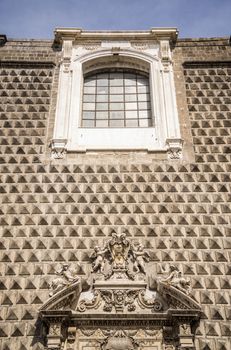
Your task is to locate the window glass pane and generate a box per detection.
[97,94,108,102]
[83,102,95,110]
[96,111,108,119]
[124,74,136,85]
[110,95,124,102]
[96,119,108,127]
[110,73,123,86]
[110,111,124,119]
[84,86,95,94]
[83,94,95,102]
[138,102,151,110]
[126,119,138,127]
[138,93,149,102]
[125,86,136,94]
[110,119,125,127]
[125,94,137,102]
[137,75,149,86]
[82,70,152,129]
[125,102,137,110]
[138,85,149,93]
[82,120,95,127]
[110,102,124,110]
[125,111,138,119]
[97,86,109,94]
[97,74,109,86]
[139,110,151,118]
[139,119,152,127]
[84,77,96,86]
[96,103,108,111]
[83,111,95,119]
[110,86,124,94]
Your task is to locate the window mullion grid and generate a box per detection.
[82,70,151,128]
[95,75,97,127]
[108,72,111,127]
[136,73,140,127]
[123,71,125,127]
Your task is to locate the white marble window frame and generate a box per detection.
[52,43,182,155]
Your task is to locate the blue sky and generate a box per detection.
[0,0,230,39]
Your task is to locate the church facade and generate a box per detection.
[0,28,230,350]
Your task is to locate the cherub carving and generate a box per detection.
[90,232,150,280]
[160,265,191,294]
[91,245,107,273]
[49,264,79,296]
[133,243,150,274]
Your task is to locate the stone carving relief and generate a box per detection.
[131,42,149,51]
[101,330,138,350]
[82,41,101,50]
[74,232,196,315]
[179,323,192,336]
[62,40,72,73]
[49,263,79,296]
[90,231,150,280]
[77,290,101,312]
[133,243,150,274]
[159,264,191,295]
[41,231,201,350]
[166,138,183,160]
[70,328,163,350]
[167,147,182,160]
[51,148,66,159]
[100,289,138,312]
[50,139,67,160]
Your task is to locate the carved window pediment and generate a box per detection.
[40,232,201,350]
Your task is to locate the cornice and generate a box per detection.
[54,27,178,44]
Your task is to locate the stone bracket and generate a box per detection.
[166,138,184,159]
[178,323,195,349]
[40,311,71,350]
[160,40,172,71]
[50,139,67,159]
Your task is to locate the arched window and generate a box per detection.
[52,28,183,158]
[82,70,152,128]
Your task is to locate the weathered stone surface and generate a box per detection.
[0,34,231,350]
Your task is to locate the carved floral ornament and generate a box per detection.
[40,231,202,350]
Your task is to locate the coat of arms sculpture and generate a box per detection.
[41,231,202,350]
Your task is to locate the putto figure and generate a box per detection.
[49,264,79,296]
[160,264,191,295]
[133,244,150,274]
[90,231,150,280]
[91,246,107,273]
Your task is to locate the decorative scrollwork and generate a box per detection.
[138,290,163,312]
[77,290,101,312]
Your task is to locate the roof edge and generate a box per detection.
[54,27,178,43]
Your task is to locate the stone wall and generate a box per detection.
[0,37,230,350]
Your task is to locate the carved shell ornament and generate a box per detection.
[101,330,138,350]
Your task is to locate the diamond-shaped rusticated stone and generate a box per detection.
[0,66,53,165]
[0,53,230,348]
[184,64,231,165]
